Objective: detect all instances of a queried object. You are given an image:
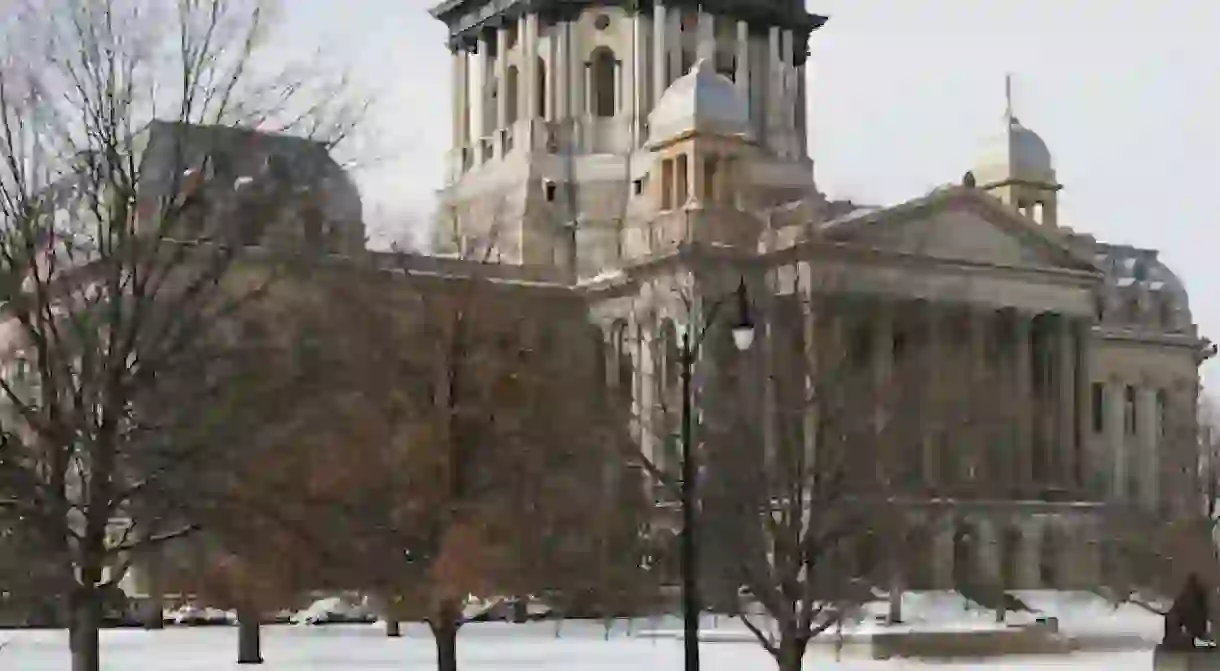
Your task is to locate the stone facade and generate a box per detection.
[429,0,1214,592]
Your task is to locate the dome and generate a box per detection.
[647,59,750,147]
[972,116,1056,186]
[1093,246,1192,322]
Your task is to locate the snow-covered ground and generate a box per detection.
[0,591,1166,669]
[0,622,1157,670]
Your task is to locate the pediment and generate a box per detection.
[824,188,1098,274]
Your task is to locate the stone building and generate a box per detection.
[429,0,1214,591]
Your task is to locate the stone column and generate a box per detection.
[1057,315,1076,488]
[633,10,651,140]
[779,29,795,157]
[452,48,469,149]
[799,268,818,472]
[638,325,657,470]
[1074,319,1092,492]
[1104,381,1126,500]
[1013,313,1033,492]
[696,9,715,62]
[766,26,781,150]
[583,62,593,119]
[873,299,895,478]
[667,9,682,82]
[475,33,492,141]
[932,514,955,589]
[796,61,808,157]
[524,13,540,120]
[967,308,987,486]
[922,302,942,490]
[1138,386,1159,509]
[495,27,509,132]
[976,517,1001,586]
[735,20,751,103]
[556,21,570,120]
[1019,516,1043,589]
[652,2,668,107]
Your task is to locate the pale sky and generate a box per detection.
[281,0,1219,382]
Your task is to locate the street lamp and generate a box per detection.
[679,277,753,671]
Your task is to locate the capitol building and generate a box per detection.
[422,0,1215,592]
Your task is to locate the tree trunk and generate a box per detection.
[776,634,808,671]
[236,607,263,665]
[143,554,165,630]
[386,619,401,637]
[70,589,101,671]
[431,618,460,671]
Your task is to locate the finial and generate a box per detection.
[1004,73,1016,124]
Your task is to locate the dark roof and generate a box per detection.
[432,0,827,59]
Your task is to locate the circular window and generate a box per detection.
[594,14,611,31]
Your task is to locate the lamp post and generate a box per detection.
[679,278,754,671]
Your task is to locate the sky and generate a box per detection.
[278,0,1219,382]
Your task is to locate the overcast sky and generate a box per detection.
[281,0,1219,383]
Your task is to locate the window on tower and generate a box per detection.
[674,154,689,206]
[590,48,617,117]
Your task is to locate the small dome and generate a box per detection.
[647,59,750,146]
[972,116,1056,186]
[1094,247,1192,323]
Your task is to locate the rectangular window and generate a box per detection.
[675,154,689,206]
[1092,383,1105,433]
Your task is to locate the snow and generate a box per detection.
[0,591,1167,669]
[0,621,1157,670]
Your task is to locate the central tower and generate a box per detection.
[429,0,828,277]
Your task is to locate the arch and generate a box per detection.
[536,57,547,120]
[590,47,617,118]
[506,66,520,124]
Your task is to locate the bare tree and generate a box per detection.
[0,1,359,669]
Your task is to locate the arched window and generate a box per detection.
[506,66,519,124]
[536,57,547,120]
[590,47,617,117]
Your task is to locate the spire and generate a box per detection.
[1004,73,1017,124]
